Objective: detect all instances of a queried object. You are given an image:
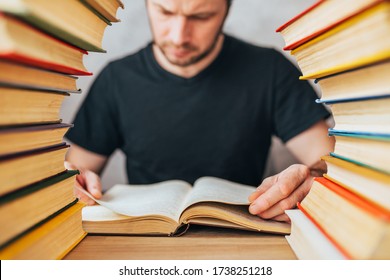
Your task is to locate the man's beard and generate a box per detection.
[154,33,221,67]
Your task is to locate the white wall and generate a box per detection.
[61,0,318,189]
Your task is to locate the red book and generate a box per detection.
[276,0,383,50]
[0,13,91,75]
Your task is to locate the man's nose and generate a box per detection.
[169,16,190,46]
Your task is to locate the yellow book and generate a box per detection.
[315,60,390,103]
[0,201,86,260]
[0,170,78,247]
[290,2,390,79]
[322,155,390,212]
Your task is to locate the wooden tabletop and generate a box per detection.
[64,225,297,260]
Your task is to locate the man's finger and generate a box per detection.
[249,165,309,214]
[84,170,103,199]
[252,177,312,219]
[269,213,290,223]
[248,175,277,203]
[74,180,96,205]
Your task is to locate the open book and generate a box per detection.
[81,177,291,236]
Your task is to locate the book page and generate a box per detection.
[181,177,256,212]
[80,180,192,221]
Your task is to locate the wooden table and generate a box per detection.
[65,225,297,260]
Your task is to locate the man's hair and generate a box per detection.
[227,0,232,6]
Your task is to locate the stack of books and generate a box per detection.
[0,0,124,259]
[277,0,390,260]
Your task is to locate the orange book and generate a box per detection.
[276,0,382,50]
[299,177,390,259]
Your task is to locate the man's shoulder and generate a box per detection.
[224,34,285,67]
[225,34,279,57]
[103,43,152,74]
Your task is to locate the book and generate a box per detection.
[315,60,390,103]
[0,201,86,260]
[0,87,68,126]
[82,0,124,22]
[299,177,390,259]
[324,95,390,135]
[285,209,346,260]
[276,0,382,50]
[82,177,291,236]
[322,155,390,212]
[0,144,69,196]
[0,0,110,52]
[0,60,79,93]
[328,130,390,174]
[0,14,91,75]
[0,171,78,247]
[290,1,390,79]
[0,123,72,155]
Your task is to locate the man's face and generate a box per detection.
[147,0,229,67]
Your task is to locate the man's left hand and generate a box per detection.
[248,164,314,222]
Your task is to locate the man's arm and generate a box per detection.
[248,120,335,221]
[65,144,108,205]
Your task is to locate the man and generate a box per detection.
[65,0,334,222]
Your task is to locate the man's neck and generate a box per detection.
[152,34,225,79]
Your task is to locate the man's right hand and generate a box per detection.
[64,161,102,205]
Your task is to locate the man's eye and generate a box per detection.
[161,10,174,16]
[190,15,210,21]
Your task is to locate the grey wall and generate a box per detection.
[61,0,318,189]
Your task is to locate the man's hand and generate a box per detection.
[248,164,315,222]
[64,161,103,205]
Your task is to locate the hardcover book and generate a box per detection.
[315,60,390,103]
[276,0,381,50]
[0,170,79,247]
[328,130,390,174]
[0,201,86,260]
[0,143,69,196]
[0,0,110,52]
[285,209,346,260]
[290,1,390,79]
[325,95,390,135]
[0,87,69,126]
[0,123,73,156]
[299,177,390,259]
[322,155,390,211]
[0,14,91,75]
[0,60,80,93]
[82,0,124,23]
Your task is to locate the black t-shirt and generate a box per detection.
[66,35,330,186]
